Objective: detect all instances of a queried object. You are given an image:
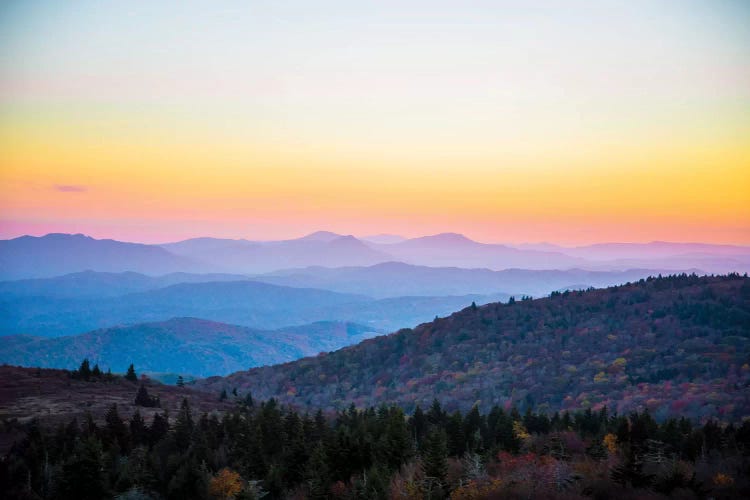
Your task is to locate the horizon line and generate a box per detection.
[3,230,750,249]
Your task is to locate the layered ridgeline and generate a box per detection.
[4,232,748,281]
[255,263,685,299]
[0,318,377,377]
[198,274,750,421]
[0,275,508,336]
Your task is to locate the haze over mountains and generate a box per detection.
[256,263,687,299]
[1,230,748,380]
[0,273,511,336]
[2,231,748,281]
[0,233,196,280]
[0,318,376,377]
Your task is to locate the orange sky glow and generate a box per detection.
[1,1,749,245]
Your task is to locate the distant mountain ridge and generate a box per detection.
[0,274,508,336]
[255,262,692,299]
[2,232,748,280]
[161,232,392,273]
[0,270,249,299]
[0,233,199,279]
[195,274,750,421]
[0,317,378,377]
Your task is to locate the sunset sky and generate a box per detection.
[1,0,749,245]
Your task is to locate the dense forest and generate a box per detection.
[2,393,750,499]
[199,274,750,420]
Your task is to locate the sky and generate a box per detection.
[1,0,749,245]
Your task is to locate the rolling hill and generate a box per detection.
[0,317,377,377]
[196,274,750,421]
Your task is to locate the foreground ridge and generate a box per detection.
[198,274,750,420]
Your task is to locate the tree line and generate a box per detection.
[1,394,749,499]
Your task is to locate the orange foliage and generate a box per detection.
[209,468,243,500]
[713,472,734,486]
[603,433,618,454]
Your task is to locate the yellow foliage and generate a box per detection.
[209,468,244,500]
[611,357,627,369]
[603,433,618,454]
[593,371,608,383]
[513,421,531,440]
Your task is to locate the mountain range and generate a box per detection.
[254,262,689,299]
[0,276,508,336]
[0,233,197,280]
[2,232,748,280]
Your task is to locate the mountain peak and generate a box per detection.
[298,231,344,242]
[33,233,94,241]
[416,232,475,244]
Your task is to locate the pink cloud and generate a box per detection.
[53,184,87,193]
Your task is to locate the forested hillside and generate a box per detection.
[199,274,750,421]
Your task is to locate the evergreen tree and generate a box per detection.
[134,385,158,407]
[149,412,169,445]
[446,411,466,456]
[78,358,92,380]
[125,364,138,382]
[410,404,427,447]
[422,429,448,488]
[129,410,148,447]
[104,403,130,452]
[176,375,185,387]
[376,407,412,470]
[58,436,107,499]
[305,443,330,500]
[427,399,445,428]
[174,398,194,450]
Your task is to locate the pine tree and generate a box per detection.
[305,443,330,500]
[377,407,412,470]
[78,358,91,380]
[411,405,427,447]
[176,375,185,387]
[125,364,137,382]
[58,436,107,499]
[422,429,448,487]
[134,385,158,407]
[427,398,445,427]
[446,411,466,456]
[91,363,102,378]
[149,412,169,444]
[129,409,148,447]
[104,403,130,452]
[174,398,194,450]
